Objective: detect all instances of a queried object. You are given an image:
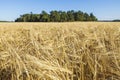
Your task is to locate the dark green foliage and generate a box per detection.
[59,11,68,22]
[74,11,84,21]
[113,19,120,22]
[50,11,60,22]
[15,14,40,22]
[84,13,91,21]
[15,10,98,22]
[90,13,97,21]
[67,10,75,21]
[40,11,50,22]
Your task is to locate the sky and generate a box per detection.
[0,0,120,21]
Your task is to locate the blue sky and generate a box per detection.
[0,0,120,21]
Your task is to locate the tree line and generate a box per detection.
[113,19,120,22]
[15,10,97,22]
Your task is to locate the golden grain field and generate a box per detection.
[0,22,120,80]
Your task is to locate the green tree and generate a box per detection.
[74,11,84,21]
[84,13,90,21]
[50,11,60,22]
[29,12,33,22]
[67,10,75,21]
[40,11,50,22]
[22,14,30,22]
[32,15,39,22]
[15,10,98,22]
[90,13,97,21]
[15,17,23,22]
[59,11,68,22]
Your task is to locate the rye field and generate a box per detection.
[0,22,120,80]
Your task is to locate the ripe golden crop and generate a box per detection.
[0,22,120,80]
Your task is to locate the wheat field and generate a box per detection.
[0,22,120,80]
